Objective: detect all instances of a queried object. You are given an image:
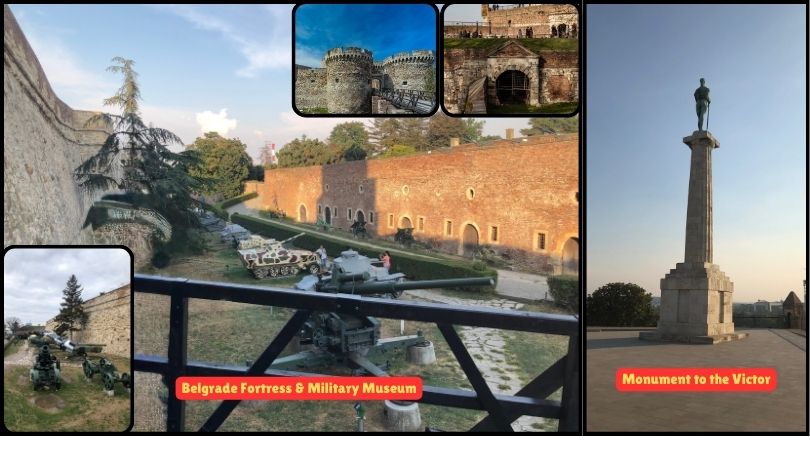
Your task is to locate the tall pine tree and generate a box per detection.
[55,275,88,340]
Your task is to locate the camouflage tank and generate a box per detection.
[237,233,319,279]
[30,345,62,390]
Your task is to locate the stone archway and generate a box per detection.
[324,207,331,225]
[356,210,365,223]
[558,24,568,38]
[298,204,307,222]
[562,237,579,275]
[496,70,530,105]
[461,224,479,257]
[400,216,413,228]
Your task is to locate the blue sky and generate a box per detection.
[9,4,525,162]
[587,5,807,302]
[295,4,437,67]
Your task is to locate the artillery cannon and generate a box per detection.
[29,331,104,359]
[30,345,62,390]
[237,233,319,279]
[83,357,131,396]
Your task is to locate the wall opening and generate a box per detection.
[461,224,479,257]
[400,216,413,229]
[324,206,332,225]
[496,70,529,105]
[356,210,365,223]
[298,204,307,222]
[562,237,579,275]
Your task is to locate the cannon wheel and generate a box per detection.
[83,360,94,379]
[120,373,132,390]
[306,263,320,275]
[104,373,115,392]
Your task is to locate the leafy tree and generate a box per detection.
[463,118,485,142]
[4,317,22,334]
[342,144,368,161]
[74,57,204,238]
[398,118,428,151]
[380,144,418,158]
[277,136,339,168]
[54,275,88,340]
[247,165,265,181]
[586,282,656,327]
[521,116,579,136]
[329,122,369,152]
[368,118,403,153]
[426,112,467,149]
[186,132,252,200]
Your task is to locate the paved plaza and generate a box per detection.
[586,329,807,432]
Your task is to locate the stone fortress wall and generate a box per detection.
[481,3,578,37]
[3,6,111,247]
[253,134,579,274]
[295,47,436,114]
[46,284,131,358]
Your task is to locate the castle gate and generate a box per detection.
[496,70,530,105]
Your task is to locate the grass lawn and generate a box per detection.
[488,102,579,115]
[444,38,578,52]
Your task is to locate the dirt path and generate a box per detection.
[4,341,34,366]
[402,290,547,432]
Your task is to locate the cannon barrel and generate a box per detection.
[336,272,370,283]
[337,277,494,295]
[281,232,306,244]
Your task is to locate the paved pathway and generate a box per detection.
[404,289,547,432]
[586,329,807,432]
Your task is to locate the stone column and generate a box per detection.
[640,131,747,344]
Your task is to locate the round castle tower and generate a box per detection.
[324,47,373,114]
[381,50,435,92]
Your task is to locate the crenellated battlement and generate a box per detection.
[382,50,435,67]
[323,47,373,65]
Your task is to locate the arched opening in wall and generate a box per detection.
[571,24,577,38]
[496,70,529,105]
[562,237,579,275]
[551,25,557,37]
[400,216,413,229]
[356,210,365,224]
[558,24,567,38]
[298,204,308,223]
[461,224,479,257]
[324,207,332,225]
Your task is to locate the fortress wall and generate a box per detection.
[294,68,327,111]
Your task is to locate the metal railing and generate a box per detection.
[374,88,436,115]
[133,274,580,432]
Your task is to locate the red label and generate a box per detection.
[616,368,777,392]
[175,376,423,401]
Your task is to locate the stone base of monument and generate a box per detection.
[639,262,747,345]
[406,340,436,365]
[383,400,421,432]
[639,330,748,344]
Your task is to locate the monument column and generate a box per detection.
[640,79,747,344]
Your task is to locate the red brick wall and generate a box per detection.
[259,134,578,273]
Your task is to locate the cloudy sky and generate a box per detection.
[586,4,806,302]
[4,248,131,325]
[295,4,436,68]
[9,4,530,162]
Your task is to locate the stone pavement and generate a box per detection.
[495,269,549,301]
[404,290,548,432]
[586,329,806,432]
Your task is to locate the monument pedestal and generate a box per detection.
[639,262,747,344]
[639,130,747,344]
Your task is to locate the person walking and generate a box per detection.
[317,245,328,271]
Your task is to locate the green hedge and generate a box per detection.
[206,203,229,221]
[218,191,259,209]
[231,213,496,291]
[548,275,579,312]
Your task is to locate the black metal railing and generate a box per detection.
[133,274,580,432]
[374,88,436,114]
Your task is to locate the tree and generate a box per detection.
[247,165,265,181]
[379,144,418,159]
[521,116,579,136]
[74,57,204,238]
[276,136,339,168]
[54,275,88,340]
[586,282,656,327]
[368,118,403,153]
[186,132,252,200]
[328,122,369,162]
[4,317,22,335]
[462,118,485,143]
[426,112,467,149]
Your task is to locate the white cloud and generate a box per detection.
[196,109,238,136]
[154,4,292,78]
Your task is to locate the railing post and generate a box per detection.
[166,286,188,432]
[558,334,580,432]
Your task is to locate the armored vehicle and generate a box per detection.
[30,345,61,390]
[237,233,319,279]
[83,357,131,395]
[220,223,250,244]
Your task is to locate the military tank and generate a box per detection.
[237,233,320,279]
[30,345,61,391]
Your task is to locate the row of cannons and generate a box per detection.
[30,344,131,396]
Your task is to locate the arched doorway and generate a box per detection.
[551,25,557,37]
[400,217,413,228]
[356,210,365,223]
[562,237,579,275]
[298,204,307,222]
[558,24,567,38]
[324,207,331,225]
[462,224,479,257]
[496,70,529,105]
[571,24,577,38]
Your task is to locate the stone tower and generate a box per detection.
[640,131,747,344]
[324,47,373,114]
[382,50,435,92]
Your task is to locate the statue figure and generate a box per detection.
[694,78,711,131]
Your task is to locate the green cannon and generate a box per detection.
[30,345,62,391]
[82,357,131,395]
